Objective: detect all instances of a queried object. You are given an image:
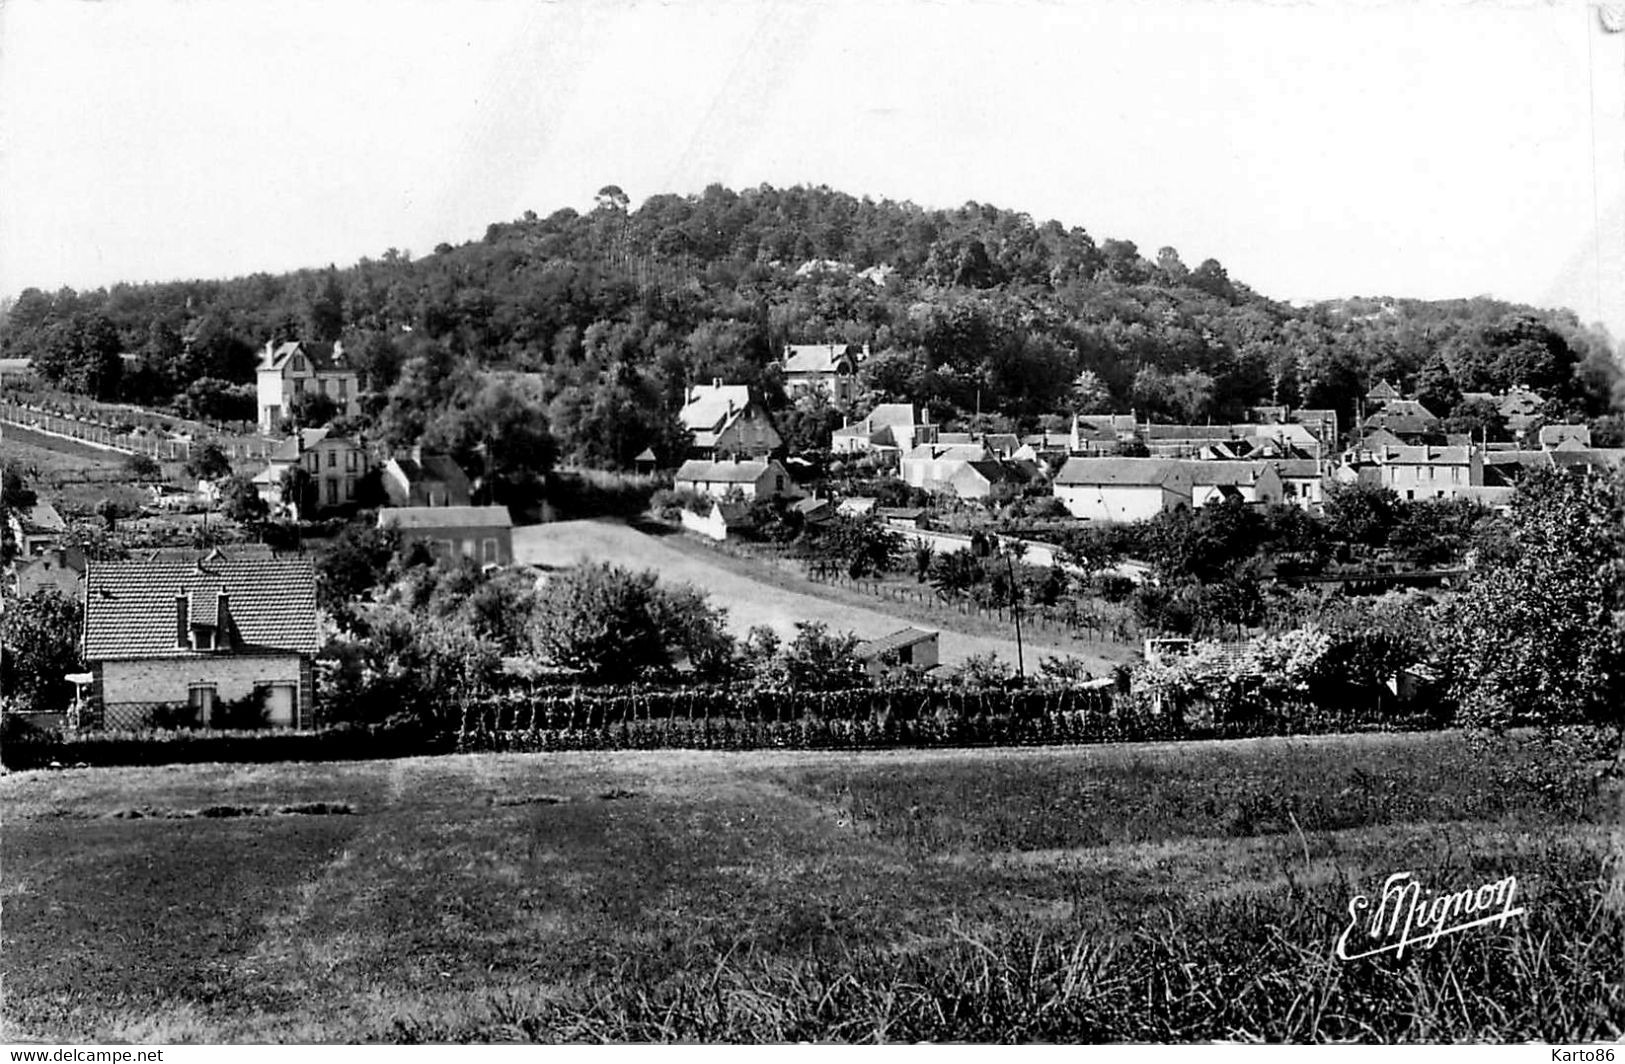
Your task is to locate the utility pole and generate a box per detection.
[1006,552,1025,681]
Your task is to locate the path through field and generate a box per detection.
[514,519,1069,670]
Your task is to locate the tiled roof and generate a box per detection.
[855,627,937,659]
[1055,457,1186,487]
[269,428,337,462]
[1377,445,1472,465]
[84,556,318,661]
[675,459,771,484]
[1539,424,1591,448]
[379,505,514,530]
[1272,459,1323,479]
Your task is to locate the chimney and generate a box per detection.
[176,594,189,646]
[712,377,722,389]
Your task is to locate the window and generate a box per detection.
[482,538,498,564]
[898,644,913,665]
[306,453,319,471]
[462,539,477,557]
[292,355,305,372]
[775,476,785,492]
[345,478,355,501]
[327,450,336,469]
[188,684,217,724]
[293,378,305,396]
[193,628,215,651]
[326,479,339,505]
[345,451,357,472]
[337,378,349,399]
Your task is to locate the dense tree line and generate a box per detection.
[4,185,1623,464]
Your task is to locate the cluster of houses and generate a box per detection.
[668,356,1625,534]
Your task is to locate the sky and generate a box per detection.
[2,0,1623,342]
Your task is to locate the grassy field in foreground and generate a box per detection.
[1,732,1619,1043]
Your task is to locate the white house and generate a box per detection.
[830,403,935,455]
[898,443,989,492]
[674,457,802,501]
[1187,461,1284,508]
[255,340,362,434]
[1052,458,1193,522]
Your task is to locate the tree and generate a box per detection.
[184,441,232,483]
[279,465,315,518]
[1437,469,1625,734]
[1,588,84,711]
[527,562,735,679]
[754,621,866,690]
[1321,481,1400,548]
[124,452,162,481]
[289,390,341,429]
[218,474,269,525]
[1070,369,1113,414]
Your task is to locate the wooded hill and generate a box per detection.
[4,183,1622,469]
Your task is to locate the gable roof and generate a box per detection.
[15,501,65,534]
[378,505,514,530]
[1367,379,1401,400]
[860,403,918,429]
[1539,424,1591,448]
[1054,457,1187,488]
[954,460,1033,487]
[855,627,938,660]
[783,343,858,375]
[258,340,352,374]
[675,458,773,483]
[84,556,319,661]
[389,453,472,495]
[1376,445,1473,465]
[1548,448,1625,471]
[1272,459,1324,480]
[269,427,359,462]
[902,443,987,463]
[1186,461,1272,486]
[680,383,755,432]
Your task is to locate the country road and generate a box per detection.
[513,519,1125,672]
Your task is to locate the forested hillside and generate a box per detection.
[4,183,1622,468]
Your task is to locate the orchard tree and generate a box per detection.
[1,588,84,710]
[1437,469,1625,735]
[528,562,735,679]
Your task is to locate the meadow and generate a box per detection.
[1,731,1618,1043]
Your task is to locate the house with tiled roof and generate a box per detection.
[382,450,473,508]
[255,340,361,433]
[674,457,802,502]
[378,505,514,566]
[1497,387,1545,440]
[15,546,85,599]
[1270,459,1329,509]
[1069,414,1139,455]
[82,554,320,729]
[899,442,989,493]
[1366,379,1401,404]
[679,381,781,459]
[947,459,1040,501]
[782,343,864,407]
[1367,444,1485,502]
[1052,457,1193,522]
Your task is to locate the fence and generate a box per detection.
[803,565,1139,645]
[0,402,276,462]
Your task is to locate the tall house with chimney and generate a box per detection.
[782,342,865,408]
[256,340,362,434]
[678,380,781,459]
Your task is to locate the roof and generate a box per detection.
[1272,459,1324,479]
[680,383,754,432]
[1367,380,1401,400]
[837,497,877,514]
[389,453,472,493]
[1549,448,1625,471]
[902,443,987,463]
[855,627,938,659]
[257,340,352,374]
[1186,461,1271,486]
[675,458,772,484]
[860,403,917,429]
[955,460,1033,486]
[1376,445,1473,465]
[379,505,514,530]
[790,497,831,515]
[15,502,65,534]
[83,556,319,661]
[783,343,858,375]
[983,433,1020,453]
[634,448,657,462]
[269,427,341,462]
[1054,457,1187,487]
[1539,424,1591,447]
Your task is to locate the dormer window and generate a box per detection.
[193,627,216,651]
[292,355,306,372]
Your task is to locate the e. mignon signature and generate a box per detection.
[1336,871,1527,961]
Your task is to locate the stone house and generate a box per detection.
[252,428,369,514]
[382,451,473,508]
[1052,458,1193,522]
[679,381,781,458]
[782,343,864,407]
[673,458,802,501]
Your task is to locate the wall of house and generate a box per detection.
[679,506,728,541]
[1055,484,1174,522]
[99,653,306,727]
[716,407,782,456]
[1380,463,1469,502]
[397,526,513,565]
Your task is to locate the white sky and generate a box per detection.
[2,0,1622,342]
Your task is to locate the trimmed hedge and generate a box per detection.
[0,717,449,771]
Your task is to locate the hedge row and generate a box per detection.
[0,718,448,771]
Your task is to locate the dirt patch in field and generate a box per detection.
[106,802,355,820]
